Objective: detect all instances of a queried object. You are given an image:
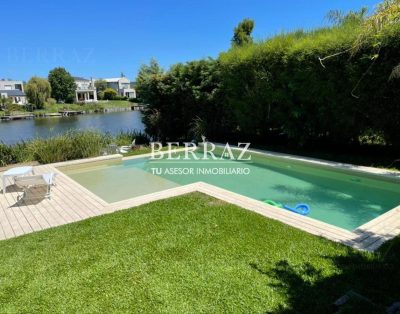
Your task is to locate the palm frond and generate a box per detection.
[389,64,400,80]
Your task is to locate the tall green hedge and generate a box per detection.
[139,10,400,147]
[219,21,400,146]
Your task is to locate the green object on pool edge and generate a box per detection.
[264,199,284,208]
[60,150,400,231]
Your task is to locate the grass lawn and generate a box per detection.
[0,193,398,313]
[1,101,133,118]
[32,100,133,115]
[99,100,134,108]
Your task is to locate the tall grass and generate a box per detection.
[0,130,150,166]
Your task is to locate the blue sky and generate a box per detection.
[1,0,379,81]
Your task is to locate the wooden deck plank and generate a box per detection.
[36,165,98,220]
[6,187,42,233]
[0,199,16,239]
[21,200,51,230]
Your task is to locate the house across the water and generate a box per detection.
[74,77,97,103]
[0,79,27,105]
[103,76,136,99]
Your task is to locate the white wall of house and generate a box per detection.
[11,96,28,105]
[103,77,136,98]
[0,93,27,106]
[0,80,24,92]
[74,78,97,103]
[0,79,27,105]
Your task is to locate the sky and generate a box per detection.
[0,0,380,82]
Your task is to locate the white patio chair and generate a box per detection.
[14,173,56,200]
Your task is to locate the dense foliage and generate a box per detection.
[0,130,148,166]
[25,77,51,109]
[103,88,117,100]
[48,67,76,103]
[94,79,108,100]
[137,58,229,141]
[0,96,13,109]
[138,3,400,148]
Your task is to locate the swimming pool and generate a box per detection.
[60,149,400,231]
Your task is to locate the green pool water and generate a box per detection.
[61,151,400,231]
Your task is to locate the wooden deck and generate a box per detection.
[0,114,35,121]
[1,154,400,252]
[0,164,108,240]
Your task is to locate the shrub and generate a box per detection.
[115,130,150,146]
[103,88,117,100]
[27,130,111,164]
[0,143,15,166]
[0,130,149,166]
[97,91,105,100]
[46,98,56,105]
[5,103,23,114]
[112,95,128,101]
[0,97,13,110]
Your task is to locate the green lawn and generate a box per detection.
[32,100,133,115]
[1,101,133,118]
[99,100,134,108]
[0,193,398,313]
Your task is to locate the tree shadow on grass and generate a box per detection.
[251,236,400,313]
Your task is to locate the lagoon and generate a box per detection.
[0,111,144,145]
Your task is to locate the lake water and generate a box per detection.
[0,111,145,145]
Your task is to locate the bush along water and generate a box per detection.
[0,130,150,166]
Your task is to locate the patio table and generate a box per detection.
[2,166,34,194]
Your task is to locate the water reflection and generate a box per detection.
[0,111,145,144]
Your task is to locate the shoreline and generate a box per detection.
[0,104,144,121]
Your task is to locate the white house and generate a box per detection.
[103,76,136,98]
[74,77,97,103]
[0,79,27,105]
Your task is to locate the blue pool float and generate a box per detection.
[264,200,311,216]
[283,203,310,216]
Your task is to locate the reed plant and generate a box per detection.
[0,129,150,166]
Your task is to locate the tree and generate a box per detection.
[94,79,108,100]
[48,67,76,103]
[0,96,12,109]
[231,18,255,47]
[25,77,51,109]
[103,88,117,100]
[138,58,226,140]
[135,58,164,104]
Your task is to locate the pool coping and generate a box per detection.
[53,149,400,252]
